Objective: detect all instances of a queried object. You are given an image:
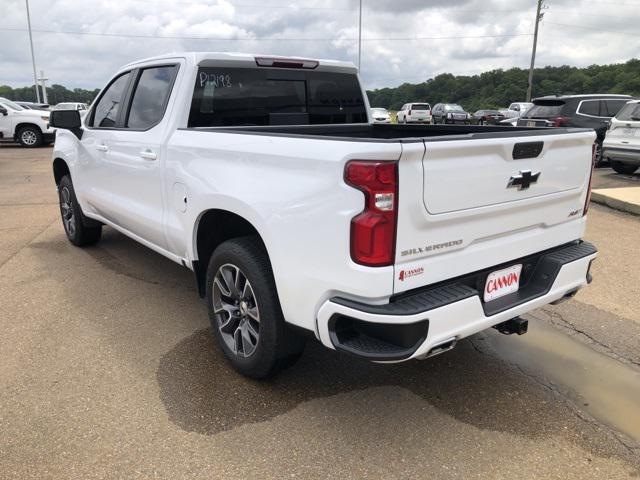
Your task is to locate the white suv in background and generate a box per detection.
[603,100,640,175]
[0,97,55,147]
[396,103,432,124]
[502,102,533,119]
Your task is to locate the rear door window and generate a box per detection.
[188,68,367,127]
[602,99,630,117]
[578,100,601,116]
[91,72,132,128]
[126,65,178,129]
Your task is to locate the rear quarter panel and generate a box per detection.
[165,130,402,333]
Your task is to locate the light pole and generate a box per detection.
[38,70,48,104]
[357,0,362,72]
[526,0,545,102]
[25,0,41,102]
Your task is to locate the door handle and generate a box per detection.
[95,144,108,152]
[139,149,157,161]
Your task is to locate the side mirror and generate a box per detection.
[0,106,7,116]
[50,110,83,139]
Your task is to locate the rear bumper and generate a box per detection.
[316,241,597,362]
[407,116,432,123]
[602,146,640,165]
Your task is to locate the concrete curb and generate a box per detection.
[591,188,640,216]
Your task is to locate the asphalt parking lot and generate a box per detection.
[1,145,639,479]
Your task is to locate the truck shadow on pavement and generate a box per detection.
[157,327,580,440]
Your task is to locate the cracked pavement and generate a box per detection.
[1,145,640,479]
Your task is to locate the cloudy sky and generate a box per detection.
[1,0,639,91]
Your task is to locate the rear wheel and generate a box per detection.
[17,125,43,148]
[58,175,102,246]
[206,237,306,379]
[610,161,638,175]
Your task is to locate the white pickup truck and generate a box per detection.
[50,52,598,378]
[0,97,55,147]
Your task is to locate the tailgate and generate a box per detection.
[393,130,596,294]
[423,135,588,213]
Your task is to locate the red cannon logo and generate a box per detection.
[485,271,520,294]
[398,267,424,282]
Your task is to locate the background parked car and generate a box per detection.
[16,101,50,111]
[370,107,391,124]
[53,102,88,112]
[501,102,533,119]
[0,97,54,147]
[603,100,640,175]
[517,94,634,164]
[472,109,506,125]
[432,103,471,124]
[396,103,432,124]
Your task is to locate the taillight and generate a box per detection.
[551,116,569,127]
[345,161,398,266]
[583,143,596,216]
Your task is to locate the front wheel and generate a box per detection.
[17,125,43,148]
[206,237,306,379]
[610,161,638,175]
[58,175,102,246]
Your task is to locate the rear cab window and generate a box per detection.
[188,67,367,127]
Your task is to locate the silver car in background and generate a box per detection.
[370,107,391,123]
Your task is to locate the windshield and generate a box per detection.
[615,102,640,121]
[0,98,25,111]
[371,108,388,115]
[411,104,430,110]
[523,101,564,118]
[54,103,75,110]
[444,104,464,112]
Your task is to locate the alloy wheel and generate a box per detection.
[21,129,37,146]
[212,263,260,358]
[60,186,76,237]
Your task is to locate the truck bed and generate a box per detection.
[183,123,590,142]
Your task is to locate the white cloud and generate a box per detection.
[0,0,638,91]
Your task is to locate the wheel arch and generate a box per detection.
[14,122,43,139]
[53,157,71,186]
[192,208,270,298]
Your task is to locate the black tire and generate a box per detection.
[58,175,102,246]
[17,125,43,148]
[610,161,638,175]
[206,236,305,379]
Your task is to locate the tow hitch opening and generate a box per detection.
[494,317,528,335]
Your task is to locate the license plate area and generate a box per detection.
[484,264,523,302]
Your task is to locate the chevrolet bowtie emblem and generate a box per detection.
[507,170,540,190]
